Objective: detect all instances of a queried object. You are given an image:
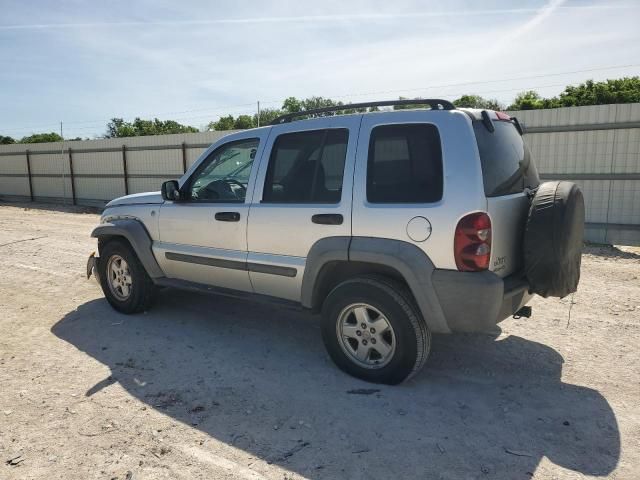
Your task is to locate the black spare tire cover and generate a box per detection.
[524,181,584,298]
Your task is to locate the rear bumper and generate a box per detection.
[432,269,533,333]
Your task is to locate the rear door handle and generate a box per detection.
[312,214,343,225]
[215,211,241,222]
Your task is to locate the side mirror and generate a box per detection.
[161,180,182,201]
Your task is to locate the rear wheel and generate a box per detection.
[321,276,430,384]
[97,239,155,314]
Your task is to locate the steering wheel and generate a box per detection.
[224,178,247,195]
[192,178,246,201]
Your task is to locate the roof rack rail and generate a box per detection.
[270,99,455,125]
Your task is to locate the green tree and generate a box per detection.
[20,132,64,143]
[106,118,136,137]
[507,91,546,110]
[282,97,303,113]
[556,77,640,107]
[453,94,503,110]
[254,108,284,126]
[281,96,344,118]
[301,96,342,112]
[105,117,198,137]
[233,115,255,129]
[508,77,640,110]
[0,135,16,144]
[208,115,236,131]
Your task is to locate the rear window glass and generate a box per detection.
[473,120,539,197]
[367,124,443,203]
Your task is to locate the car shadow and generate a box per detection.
[52,291,620,479]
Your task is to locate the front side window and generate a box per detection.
[367,124,443,203]
[186,138,259,202]
[263,129,349,204]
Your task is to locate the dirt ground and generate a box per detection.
[0,201,638,480]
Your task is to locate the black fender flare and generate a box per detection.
[91,219,164,279]
[301,236,450,333]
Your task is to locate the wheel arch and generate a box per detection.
[302,237,450,333]
[91,219,164,279]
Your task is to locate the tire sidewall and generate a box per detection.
[321,280,421,384]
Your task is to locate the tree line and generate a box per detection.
[2,76,638,144]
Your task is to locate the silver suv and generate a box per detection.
[88,99,584,384]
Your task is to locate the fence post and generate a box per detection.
[68,147,77,205]
[182,142,187,173]
[122,145,129,195]
[25,149,34,202]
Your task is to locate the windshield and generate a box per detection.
[473,120,539,197]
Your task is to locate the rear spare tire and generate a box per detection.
[524,181,584,298]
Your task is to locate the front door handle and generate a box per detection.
[312,214,343,225]
[215,211,241,222]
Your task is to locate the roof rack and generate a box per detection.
[270,99,456,125]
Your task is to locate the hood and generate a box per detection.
[106,191,163,207]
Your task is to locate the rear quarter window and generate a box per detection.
[367,123,443,203]
[473,120,539,197]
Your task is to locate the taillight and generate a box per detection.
[454,212,492,272]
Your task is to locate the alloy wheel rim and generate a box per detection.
[336,303,396,369]
[106,255,133,301]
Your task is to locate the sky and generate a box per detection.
[1,0,639,139]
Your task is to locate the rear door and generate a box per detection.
[472,114,540,277]
[352,111,454,268]
[247,116,360,301]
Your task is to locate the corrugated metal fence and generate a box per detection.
[510,103,640,245]
[0,131,235,207]
[1,103,639,245]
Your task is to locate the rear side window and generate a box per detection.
[263,129,348,203]
[367,124,443,203]
[473,120,540,197]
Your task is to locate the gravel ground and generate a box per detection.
[0,201,638,480]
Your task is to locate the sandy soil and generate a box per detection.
[0,201,638,480]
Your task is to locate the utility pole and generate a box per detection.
[257,101,261,127]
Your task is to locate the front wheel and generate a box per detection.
[97,239,156,314]
[321,276,431,384]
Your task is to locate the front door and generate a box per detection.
[247,116,360,301]
[154,132,269,291]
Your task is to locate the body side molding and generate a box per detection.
[164,251,297,277]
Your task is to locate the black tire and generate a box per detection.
[97,239,156,314]
[524,181,585,298]
[321,276,431,385]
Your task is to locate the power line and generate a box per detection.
[0,102,260,132]
[323,63,640,100]
[2,62,638,135]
